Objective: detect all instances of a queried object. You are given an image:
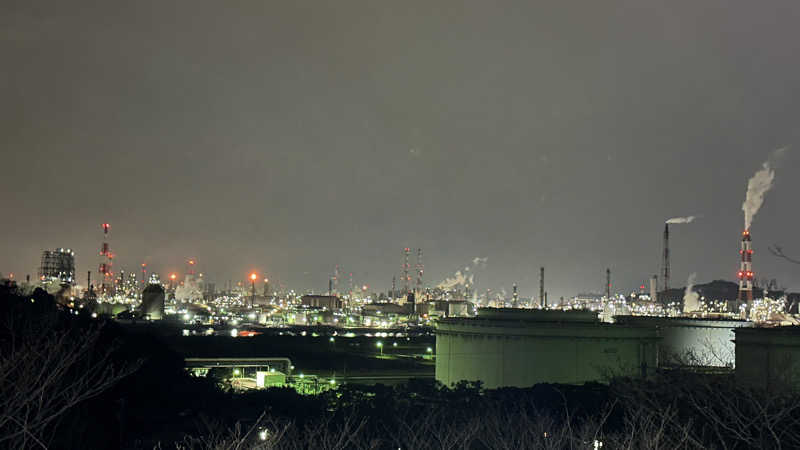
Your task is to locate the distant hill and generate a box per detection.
[658,279,799,313]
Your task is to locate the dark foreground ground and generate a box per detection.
[4,285,800,449]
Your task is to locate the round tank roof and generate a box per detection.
[142,284,165,294]
[477,308,599,323]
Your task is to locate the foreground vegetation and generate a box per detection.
[2,283,799,449]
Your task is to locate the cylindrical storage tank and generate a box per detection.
[615,316,752,368]
[141,284,165,320]
[435,308,659,388]
[735,327,800,392]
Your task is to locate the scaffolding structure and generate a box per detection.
[38,248,75,285]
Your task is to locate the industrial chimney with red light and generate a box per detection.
[737,229,754,304]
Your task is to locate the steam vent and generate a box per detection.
[435,309,658,388]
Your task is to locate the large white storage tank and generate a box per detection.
[435,309,659,388]
[615,316,752,368]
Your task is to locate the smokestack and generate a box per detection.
[649,275,657,302]
[539,267,544,308]
[328,277,333,296]
[391,275,396,300]
[606,268,611,299]
[333,265,339,295]
[416,248,423,294]
[512,283,518,308]
[403,248,410,294]
[737,229,754,305]
[662,223,670,293]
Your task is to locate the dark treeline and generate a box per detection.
[2,283,799,449]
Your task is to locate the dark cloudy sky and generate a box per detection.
[2,0,800,299]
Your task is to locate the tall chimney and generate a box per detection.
[512,283,519,308]
[649,275,657,302]
[539,267,545,308]
[662,223,670,293]
[737,229,754,305]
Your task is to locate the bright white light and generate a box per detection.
[230,328,238,337]
[259,430,268,441]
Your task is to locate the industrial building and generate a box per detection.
[38,248,75,285]
[301,295,342,309]
[735,327,800,392]
[435,309,659,388]
[615,316,752,368]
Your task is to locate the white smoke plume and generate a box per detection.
[436,257,487,290]
[742,148,786,230]
[175,274,203,303]
[682,273,700,314]
[437,270,473,290]
[472,257,488,267]
[666,216,697,224]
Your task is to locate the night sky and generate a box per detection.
[3,0,800,299]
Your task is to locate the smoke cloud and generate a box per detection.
[436,270,474,290]
[742,148,786,230]
[436,257,487,290]
[175,274,204,303]
[666,216,697,224]
[682,273,700,313]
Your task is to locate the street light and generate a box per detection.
[376,341,383,355]
[426,347,433,359]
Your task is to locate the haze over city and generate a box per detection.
[3,0,800,299]
[8,2,800,449]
